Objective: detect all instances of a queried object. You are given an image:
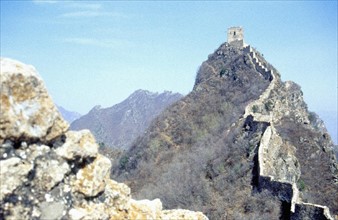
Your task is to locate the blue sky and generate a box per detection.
[1,1,337,143]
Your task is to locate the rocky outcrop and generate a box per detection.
[0,58,69,144]
[0,58,208,220]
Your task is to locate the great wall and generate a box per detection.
[0,26,334,219]
[227,27,335,219]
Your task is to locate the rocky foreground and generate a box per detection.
[0,58,208,220]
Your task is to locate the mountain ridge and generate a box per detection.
[112,42,337,219]
[57,105,82,124]
[71,89,183,150]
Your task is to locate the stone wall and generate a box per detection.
[259,176,294,203]
[243,45,276,122]
[291,203,334,220]
[0,58,208,220]
[242,49,334,220]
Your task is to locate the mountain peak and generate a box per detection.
[112,34,337,219]
[71,90,182,149]
[132,89,153,95]
[127,89,156,100]
[57,105,82,124]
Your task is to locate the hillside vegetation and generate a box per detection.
[71,90,182,150]
[112,43,338,219]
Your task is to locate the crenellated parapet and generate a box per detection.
[243,45,276,122]
[244,45,273,80]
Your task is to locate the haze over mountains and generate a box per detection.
[1,1,337,219]
[1,28,337,219]
[70,90,182,150]
[50,30,337,219]
[59,98,337,146]
[317,111,337,145]
[57,105,82,124]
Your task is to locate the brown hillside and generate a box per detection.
[112,42,338,219]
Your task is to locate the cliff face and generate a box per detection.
[0,58,207,220]
[70,90,182,150]
[112,43,338,219]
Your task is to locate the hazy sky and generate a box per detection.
[1,1,337,142]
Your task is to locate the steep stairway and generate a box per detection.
[243,45,277,122]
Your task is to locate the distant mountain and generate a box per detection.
[57,105,82,124]
[70,90,183,150]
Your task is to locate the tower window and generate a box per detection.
[234,31,236,36]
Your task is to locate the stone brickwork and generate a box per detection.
[242,48,334,220]
[227,27,245,47]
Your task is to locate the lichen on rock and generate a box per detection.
[0,58,69,144]
[55,130,98,161]
[71,154,111,197]
[0,57,208,220]
[0,157,32,200]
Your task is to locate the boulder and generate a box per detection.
[55,130,98,161]
[71,154,111,197]
[0,157,32,200]
[0,58,68,144]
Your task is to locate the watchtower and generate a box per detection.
[227,27,244,47]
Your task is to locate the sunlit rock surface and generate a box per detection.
[0,58,68,144]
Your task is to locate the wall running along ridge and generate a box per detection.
[242,47,334,220]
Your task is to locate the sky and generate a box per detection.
[1,1,337,143]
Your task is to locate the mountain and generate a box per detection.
[57,105,82,123]
[70,90,183,150]
[112,40,338,219]
[0,57,207,220]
